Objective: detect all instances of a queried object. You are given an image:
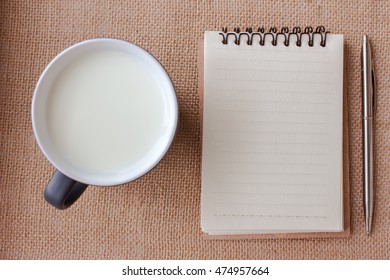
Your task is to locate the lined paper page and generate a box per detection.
[201,31,344,234]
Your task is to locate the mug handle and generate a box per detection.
[44,170,88,210]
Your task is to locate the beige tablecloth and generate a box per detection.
[1,0,389,259]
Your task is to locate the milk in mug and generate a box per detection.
[46,49,169,176]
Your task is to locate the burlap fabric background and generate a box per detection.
[0,0,389,259]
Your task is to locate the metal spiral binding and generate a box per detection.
[220,26,329,47]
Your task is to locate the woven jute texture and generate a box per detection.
[1,0,389,259]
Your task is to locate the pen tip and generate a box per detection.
[365,217,372,234]
[363,35,368,43]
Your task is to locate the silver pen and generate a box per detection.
[362,35,376,235]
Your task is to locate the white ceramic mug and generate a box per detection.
[32,39,178,209]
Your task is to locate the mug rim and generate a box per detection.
[32,38,178,186]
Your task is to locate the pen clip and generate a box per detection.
[371,60,377,114]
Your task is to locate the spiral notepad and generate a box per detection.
[201,27,344,235]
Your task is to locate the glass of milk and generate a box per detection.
[32,39,178,209]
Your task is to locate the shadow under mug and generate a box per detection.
[32,39,178,209]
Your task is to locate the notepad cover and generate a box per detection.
[199,32,350,238]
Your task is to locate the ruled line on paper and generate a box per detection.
[212,181,328,187]
[215,107,330,115]
[211,170,329,176]
[213,154,329,166]
[215,67,331,75]
[213,202,328,207]
[214,129,331,136]
[210,181,331,195]
[213,153,330,164]
[211,161,329,171]
[214,88,331,95]
[214,144,330,152]
[211,177,331,188]
[215,149,329,157]
[213,159,328,166]
[213,118,329,125]
[213,150,329,156]
[211,180,330,189]
[212,121,331,134]
[212,118,330,126]
[212,119,329,125]
[214,109,331,115]
[215,57,330,64]
[213,139,328,145]
[215,98,331,105]
[213,77,330,85]
[212,214,328,219]
[212,191,330,197]
[212,130,330,145]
